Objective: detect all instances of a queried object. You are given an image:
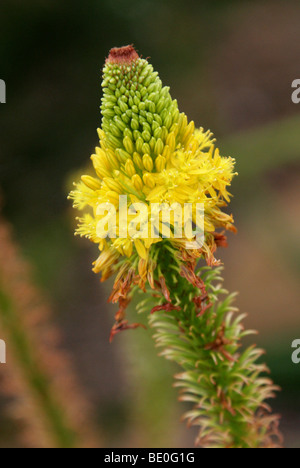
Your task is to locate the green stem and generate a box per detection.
[140,245,282,448]
[0,285,78,448]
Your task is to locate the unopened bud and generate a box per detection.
[125,159,136,178]
[123,135,134,154]
[143,154,154,172]
[155,155,166,172]
[132,174,143,191]
[143,173,156,189]
[81,175,101,190]
[154,138,164,156]
[133,152,143,170]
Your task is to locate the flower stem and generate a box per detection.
[0,285,78,448]
[140,245,282,448]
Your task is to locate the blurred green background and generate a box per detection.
[0,0,300,448]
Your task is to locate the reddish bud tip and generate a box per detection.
[106,45,139,65]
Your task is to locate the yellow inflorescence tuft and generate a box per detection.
[69,47,237,284]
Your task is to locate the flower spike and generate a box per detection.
[69,46,282,448]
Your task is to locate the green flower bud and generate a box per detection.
[121,113,130,124]
[154,114,163,126]
[142,130,151,142]
[124,128,133,140]
[149,92,159,104]
[147,101,156,114]
[133,152,143,170]
[113,106,122,116]
[102,99,115,109]
[109,122,122,138]
[161,126,169,142]
[152,121,160,131]
[133,130,142,141]
[153,127,162,140]
[103,108,115,118]
[142,143,151,155]
[123,135,134,154]
[143,154,154,172]
[149,137,156,152]
[114,116,127,132]
[142,122,151,134]
[116,148,131,163]
[136,137,144,153]
[156,98,166,114]
[107,133,122,149]
[125,159,136,178]
[119,99,128,113]
[146,112,154,125]
[131,118,139,131]
[154,138,164,156]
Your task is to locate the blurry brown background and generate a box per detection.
[0,0,300,448]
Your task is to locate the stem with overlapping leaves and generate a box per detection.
[136,241,282,448]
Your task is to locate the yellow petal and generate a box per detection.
[134,239,148,260]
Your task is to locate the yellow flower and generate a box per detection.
[69,45,237,285]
